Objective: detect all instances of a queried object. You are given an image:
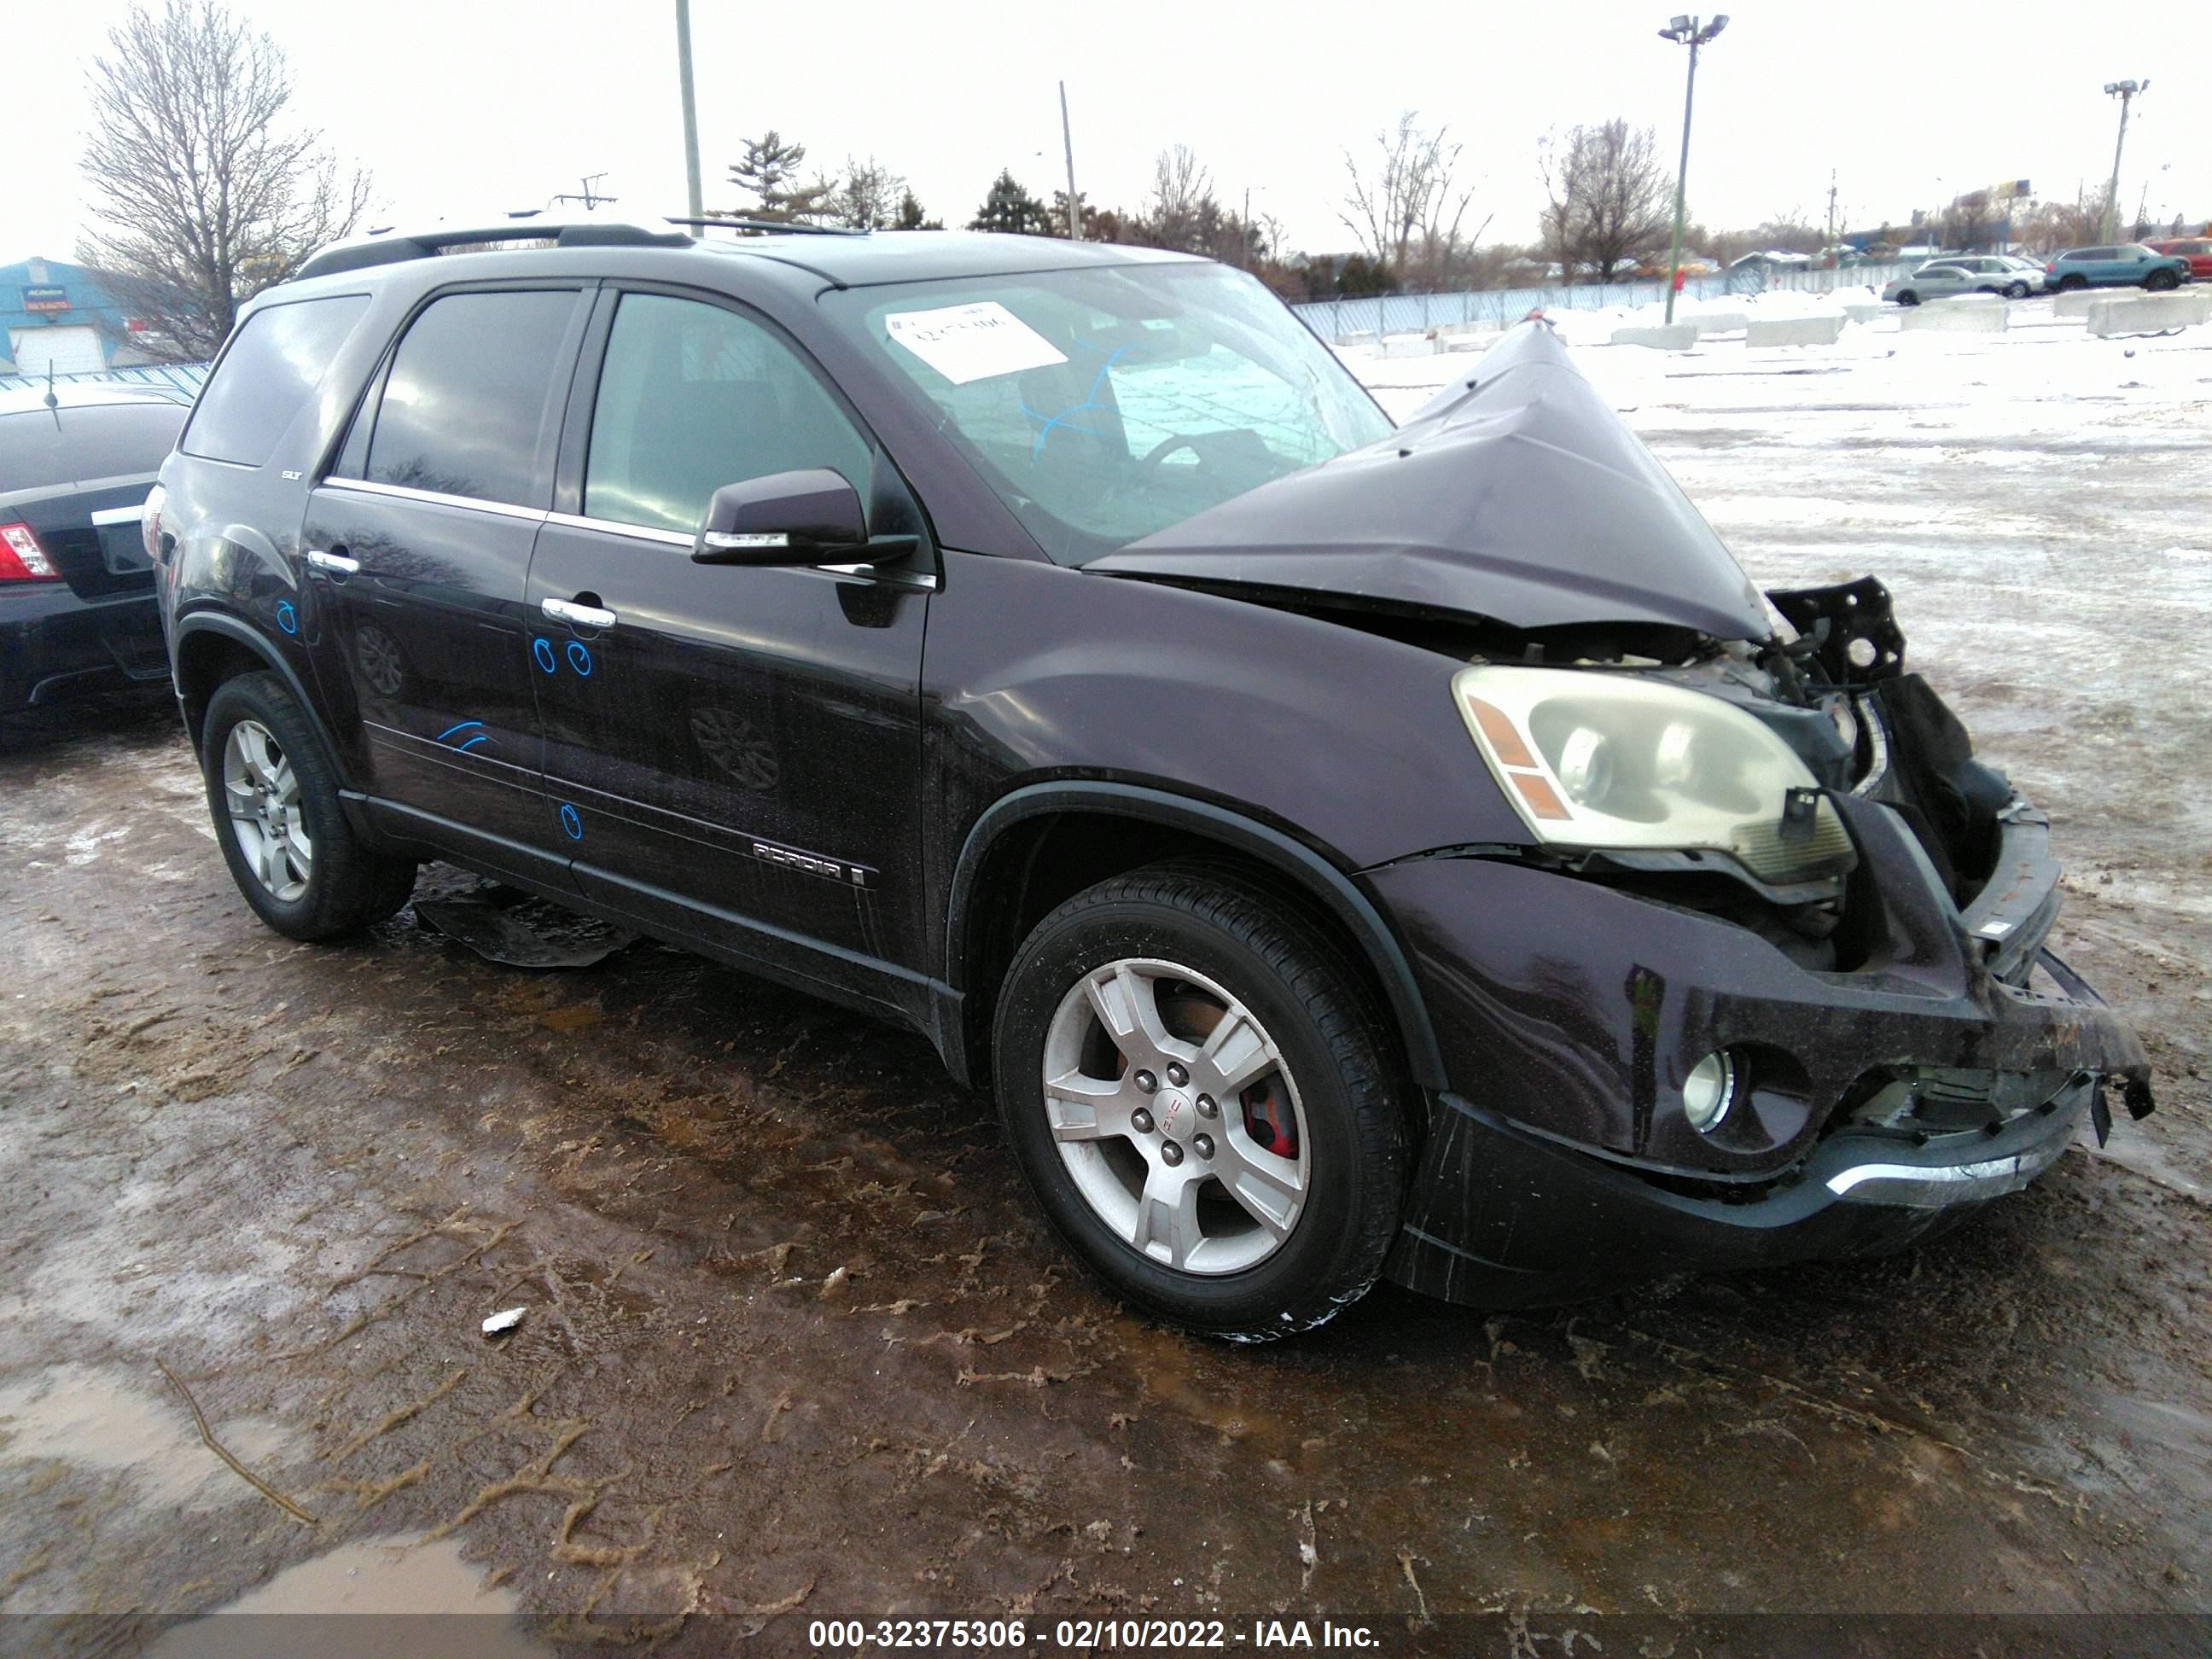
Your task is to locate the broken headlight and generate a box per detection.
[1452,665,1854,883]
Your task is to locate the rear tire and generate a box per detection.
[200,672,416,940]
[1895,291,1919,306]
[992,862,1408,1342]
[2058,274,2087,292]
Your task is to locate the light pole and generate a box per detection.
[675,0,703,223]
[1658,15,1728,324]
[2100,79,2146,243]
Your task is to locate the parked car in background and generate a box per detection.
[2145,238,2212,281]
[2042,244,2192,291]
[1881,259,2025,305]
[150,220,2152,1339]
[2,385,189,716]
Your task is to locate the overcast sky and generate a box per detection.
[12,1,2209,265]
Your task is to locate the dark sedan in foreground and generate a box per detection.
[2,384,189,714]
[151,223,2151,1339]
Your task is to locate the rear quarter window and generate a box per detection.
[182,294,371,467]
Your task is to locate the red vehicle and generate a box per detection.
[2147,238,2212,280]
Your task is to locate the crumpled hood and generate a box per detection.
[1087,320,1773,643]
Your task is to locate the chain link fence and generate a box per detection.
[1291,262,1916,342]
[0,362,210,397]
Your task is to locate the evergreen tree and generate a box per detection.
[968,171,1053,236]
[724,131,837,223]
[894,189,941,230]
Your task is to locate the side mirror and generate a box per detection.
[693,469,869,566]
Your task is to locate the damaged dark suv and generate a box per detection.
[149,221,2151,1341]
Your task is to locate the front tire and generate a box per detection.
[2005,282,2029,299]
[200,672,417,940]
[992,863,1408,1342]
[2144,269,2179,292]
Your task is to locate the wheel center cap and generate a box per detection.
[1158,1089,1195,1139]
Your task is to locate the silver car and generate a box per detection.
[1883,256,2041,305]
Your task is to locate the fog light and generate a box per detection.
[1683,1050,1738,1132]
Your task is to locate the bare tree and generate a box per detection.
[832,156,906,230]
[1339,112,1480,283]
[1539,120,1673,282]
[76,0,371,362]
[1144,144,1213,251]
[2013,190,2109,255]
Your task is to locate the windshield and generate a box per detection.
[824,262,1393,562]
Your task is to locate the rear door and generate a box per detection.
[524,286,934,1011]
[301,285,590,879]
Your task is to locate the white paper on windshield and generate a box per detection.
[884,302,1067,386]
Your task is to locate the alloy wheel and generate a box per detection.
[223,719,312,902]
[1040,957,1309,1275]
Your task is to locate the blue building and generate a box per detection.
[0,256,160,375]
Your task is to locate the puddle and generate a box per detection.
[0,1365,300,1510]
[146,1533,547,1656]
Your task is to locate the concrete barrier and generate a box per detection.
[1444,334,1494,353]
[1900,303,2008,334]
[2087,291,2211,336]
[1842,303,1885,324]
[2052,290,2098,319]
[1683,311,1748,336]
[1335,329,1376,346]
[1610,324,1699,350]
[1748,315,1847,347]
[1381,333,1435,358]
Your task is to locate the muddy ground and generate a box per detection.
[3,327,2209,1656]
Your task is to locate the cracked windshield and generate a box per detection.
[835,264,1392,560]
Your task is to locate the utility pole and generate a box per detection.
[675,0,704,223]
[2100,79,2146,243]
[1826,171,1838,253]
[552,173,616,211]
[1657,15,1729,324]
[1059,81,1080,240]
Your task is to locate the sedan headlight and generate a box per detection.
[1452,665,1854,883]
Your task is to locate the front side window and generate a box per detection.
[182,294,369,467]
[364,289,578,508]
[583,294,872,535]
[825,263,1392,563]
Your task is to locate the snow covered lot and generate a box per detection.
[1349,290,2212,1197]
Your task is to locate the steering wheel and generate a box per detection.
[1132,434,1206,474]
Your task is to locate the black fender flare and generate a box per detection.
[172,608,348,783]
[945,780,1448,1092]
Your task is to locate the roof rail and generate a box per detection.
[294,216,694,282]
[666,217,868,238]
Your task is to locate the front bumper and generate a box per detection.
[1366,793,2151,1307]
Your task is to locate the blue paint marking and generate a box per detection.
[275,601,298,635]
[565,641,593,678]
[533,637,557,674]
[1020,340,1131,458]
[457,734,488,752]
[435,719,485,742]
[559,802,583,841]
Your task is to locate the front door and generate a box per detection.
[301,285,589,879]
[525,288,932,1012]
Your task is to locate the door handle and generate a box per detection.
[305,549,359,574]
[542,597,616,630]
